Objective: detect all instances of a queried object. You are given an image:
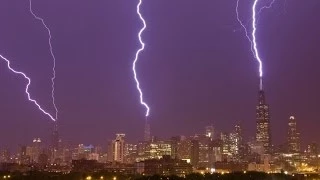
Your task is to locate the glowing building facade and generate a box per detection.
[144,121,151,142]
[287,116,300,153]
[255,90,271,154]
[108,134,126,163]
[205,125,215,140]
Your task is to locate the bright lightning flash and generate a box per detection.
[0,54,56,121]
[236,0,255,58]
[236,0,276,90]
[258,0,276,14]
[29,0,58,120]
[252,0,263,80]
[132,0,150,117]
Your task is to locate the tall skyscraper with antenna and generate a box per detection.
[51,122,60,161]
[144,120,150,142]
[255,85,271,154]
[52,122,59,150]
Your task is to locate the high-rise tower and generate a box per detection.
[230,123,243,156]
[205,125,215,140]
[144,120,150,141]
[52,123,59,149]
[255,90,271,154]
[287,116,300,153]
[51,122,60,161]
[111,134,126,163]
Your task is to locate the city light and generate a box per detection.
[0,1,318,179]
[210,168,216,174]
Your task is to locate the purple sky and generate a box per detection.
[0,0,319,150]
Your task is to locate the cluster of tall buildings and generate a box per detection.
[0,89,319,175]
[99,88,318,174]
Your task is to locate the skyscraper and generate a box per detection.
[220,132,231,155]
[26,138,42,163]
[144,120,151,142]
[109,134,125,163]
[52,122,59,152]
[234,124,242,145]
[255,90,271,154]
[190,140,199,167]
[287,116,300,153]
[51,122,61,162]
[205,125,215,140]
[230,124,243,157]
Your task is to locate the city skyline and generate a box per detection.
[0,0,319,152]
[0,113,319,177]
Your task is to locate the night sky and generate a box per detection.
[0,0,319,151]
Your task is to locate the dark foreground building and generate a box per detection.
[136,155,192,177]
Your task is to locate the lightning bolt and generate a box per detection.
[0,54,56,121]
[29,0,58,120]
[236,0,276,90]
[132,0,150,117]
[236,0,255,58]
[258,0,276,14]
[252,0,263,89]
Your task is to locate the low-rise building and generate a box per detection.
[136,155,192,177]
